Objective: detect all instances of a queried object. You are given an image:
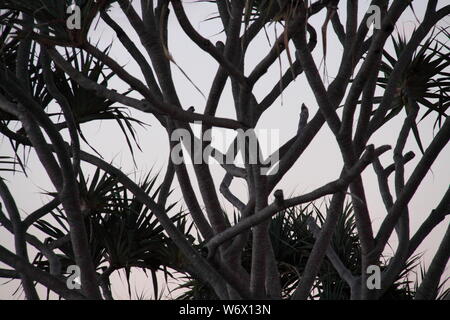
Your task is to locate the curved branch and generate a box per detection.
[207,145,390,257]
[0,244,86,300]
[373,117,450,260]
[415,223,450,300]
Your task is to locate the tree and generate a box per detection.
[0,0,449,300]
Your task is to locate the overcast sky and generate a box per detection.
[1,1,449,299]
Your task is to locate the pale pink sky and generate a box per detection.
[1,1,449,299]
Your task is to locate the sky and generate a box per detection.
[0,0,449,299]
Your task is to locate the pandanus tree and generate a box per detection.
[0,0,449,300]
[176,202,445,300]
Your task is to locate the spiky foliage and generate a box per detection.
[51,46,146,158]
[0,12,146,165]
[408,262,450,300]
[175,199,426,300]
[0,156,19,173]
[31,168,192,299]
[0,15,51,173]
[375,28,450,152]
[0,0,117,46]
[0,11,52,112]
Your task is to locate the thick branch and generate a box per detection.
[207,145,390,257]
[415,223,450,300]
[373,117,450,259]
